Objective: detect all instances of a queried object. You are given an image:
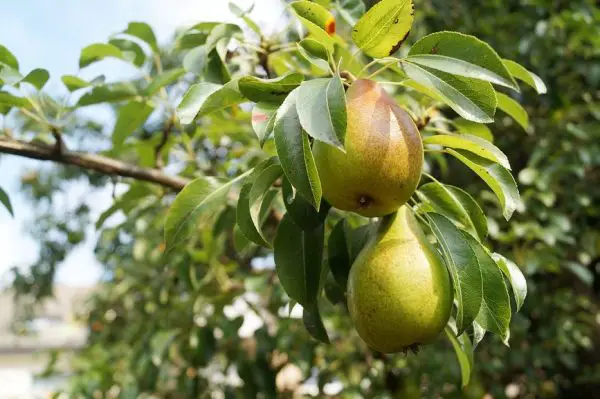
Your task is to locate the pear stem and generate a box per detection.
[340,70,356,83]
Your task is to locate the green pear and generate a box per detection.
[313,79,423,217]
[347,206,452,353]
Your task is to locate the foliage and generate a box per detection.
[0,0,598,397]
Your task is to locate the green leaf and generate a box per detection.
[96,182,156,229]
[503,59,547,94]
[427,213,482,334]
[408,31,518,91]
[451,118,493,142]
[176,80,245,124]
[228,2,246,17]
[183,46,208,75]
[402,61,497,123]
[164,170,252,251]
[0,45,19,70]
[229,2,261,34]
[282,178,330,230]
[205,24,242,51]
[445,326,472,387]
[424,133,510,169]
[274,214,324,306]
[473,321,486,348]
[123,22,159,53]
[0,187,14,216]
[351,0,414,58]
[447,149,520,220]
[274,90,322,209]
[303,301,330,343]
[61,75,91,92]
[492,253,527,312]
[150,330,179,366]
[334,43,364,76]
[112,101,154,148]
[236,163,283,247]
[213,206,237,237]
[465,235,511,344]
[77,83,138,106]
[236,184,278,248]
[0,91,29,108]
[239,73,304,103]
[145,68,185,96]
[291,1,336,35]
[496,92,529,130]
[417,181,487,241]
[297,39,331,71]
[290,1,336,52]
[0,64,23,85]
[251,102,278,146]
[79,43,126,68]
[336,0,365,25]
[21,69,49,90]
[204,49,231,85]
[327,219,370,289]
[109,39,146,67]
[296,76,347,149]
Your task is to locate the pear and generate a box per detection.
[313,79,423,217]
[347,206,452,353]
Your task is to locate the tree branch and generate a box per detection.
[0,137,190,191]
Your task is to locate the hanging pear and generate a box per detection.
[313,79,423,217]
[347,206,452,353]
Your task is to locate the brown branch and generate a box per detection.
[0,137,190,191]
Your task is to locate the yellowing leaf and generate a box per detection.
[352,0,414,58]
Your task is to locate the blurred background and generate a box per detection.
[0,0,599,397]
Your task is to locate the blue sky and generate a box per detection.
[0,0,283,286]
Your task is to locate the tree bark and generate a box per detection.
[0,137,190,191]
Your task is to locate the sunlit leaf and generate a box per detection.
[492,253,527,312]
[21,69,50,90]
[123,22,159,53]
[496,92,529,130]
[447,149,520,220]
[503,59,547,94]
[424,133,510,169]
[0,45,19,70]
[409,31,518,91]
[417,181,487,240]
[176,80,245,124]
[451,118,493,142]
[351,0,414,58]
[79,43,126,68]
